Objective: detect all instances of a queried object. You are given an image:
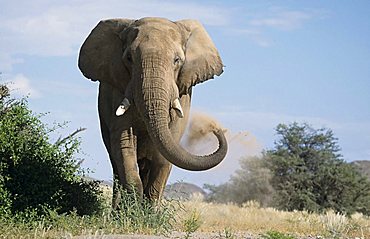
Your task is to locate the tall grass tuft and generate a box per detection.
[1,196,370,238]
[111,189,179,235]
[177,199,370,238]
[0,188,179,238]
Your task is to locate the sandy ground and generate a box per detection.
[72,232,323,239]
[73,231,257,239]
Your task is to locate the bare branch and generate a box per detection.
[55,127,87,146]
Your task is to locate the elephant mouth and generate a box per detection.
[116,97,184,118]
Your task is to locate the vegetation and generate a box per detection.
[205,156,274,207]
[206,122,370,216]
[261,231,296,239]
[182,209,202,239]
[266,123,370,215]
[0,84,103,217]
[112,188,179,235]
[179,199,370,238]
[352,160,370,180]
[1,197,369,238]
[0,190,178,238]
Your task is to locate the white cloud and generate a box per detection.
[230,28,272,47]
[8,74,41,98]
[0,0,231,72]
[215,110,344,134]
[249,10,312,31]
[233,8,324,47]
[0,53,24,72]
[0,0,327,73]
[0,1,324,70]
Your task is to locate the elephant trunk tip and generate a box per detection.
[213,127,227,135]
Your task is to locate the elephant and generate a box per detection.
[78,17,228,207]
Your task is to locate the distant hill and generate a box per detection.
[86,176,207,201]
[164,182,207,200]
[84,176,113,187]
[87,160,370,200]
[351,160,370,180]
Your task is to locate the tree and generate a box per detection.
[0,84,103,217]
[265,122,370,215]
[205,156,275,207]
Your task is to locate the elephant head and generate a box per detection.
[78,17,227,171]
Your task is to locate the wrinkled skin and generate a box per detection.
[78,17,227,207]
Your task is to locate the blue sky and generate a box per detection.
[1,0,370,186]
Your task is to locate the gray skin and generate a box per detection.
[78,17,228,207]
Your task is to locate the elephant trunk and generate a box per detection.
[134,55,227,171]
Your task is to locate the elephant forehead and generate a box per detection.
[129,29,182,55]
[132,19,183,41]
[135,17,175,26]
[139,25,181,41]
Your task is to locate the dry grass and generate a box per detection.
[174,196,370,238]
[2,189,369,239]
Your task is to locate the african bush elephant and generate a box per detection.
[78,17,227,207]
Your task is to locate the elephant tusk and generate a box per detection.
[172,98,184,118]
[115,98,131,116]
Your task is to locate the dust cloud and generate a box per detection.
[183,112,223,154]
[181,111,262,162]
[176,111,263,184]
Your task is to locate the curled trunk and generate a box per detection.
[134,57,227,171]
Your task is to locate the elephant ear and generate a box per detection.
[78,19,134,90]
[176,20,224,95]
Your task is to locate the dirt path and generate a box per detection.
[73,232,322,238]
[73,231,257,239]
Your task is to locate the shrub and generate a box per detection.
[265,122,370,215]
[112,189,179,235]
[0,84,103,217]
[205,122,370,216]
[205,156,275,207]
[261,231,296,239]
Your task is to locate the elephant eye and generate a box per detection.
[174,56,181,65]
[126,53,132,63]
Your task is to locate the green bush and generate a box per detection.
[0,191,179,238]
[265,122,370,215]
[113,188,178,235]
[261,231,296,239]
[205,122,370,216]
[0,84,103,217]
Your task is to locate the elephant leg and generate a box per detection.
[111,161,122,209]
[111,127,143,198]
[99,118,122,209]
[144,153,172,201]
[138,158,151,193]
